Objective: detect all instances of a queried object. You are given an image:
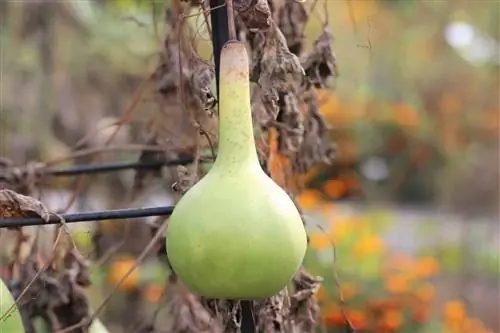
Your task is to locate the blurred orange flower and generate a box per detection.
[108,257,140,291]
[309,232,331,251]
[323,305,345,328]
[383,309,404,330]
[353,234,385,258]
[315,285,326,302]
[296,189,323,210]
[339,282,358,301]
[143,283,165,304]
[329,219,353,240]
[324,179,348,199]
[384,275,410,294]
[444,300,467,323]
[346,309,368,330]
[412,306,429,323]
[415,283,435,303]
[415,257,439,278]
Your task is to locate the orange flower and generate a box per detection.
[443,300,467,323]
[143,283,165,303]
[393,103,419,127]
[462,317,485,332]
[412,306,429,323]
[324,179,347,199]
[323,305,345,328]
[296,189,323,211]
[383,309,404,330]
[385,275,410,294]
[339,282,358,301]
[415,283,435,303]
[346,309,367,330]
[108,257,140,291]
[309,232,331,251]
[329,219,352,240]
[315,285,326,302]
[416,257,439,278]
[353,234,385,258]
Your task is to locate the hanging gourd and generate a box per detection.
[0,278,25,333]
[166,41,308,300]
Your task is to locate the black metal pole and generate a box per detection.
[209,0,229,99]
[45,157,196,177]
[0,205,174,228]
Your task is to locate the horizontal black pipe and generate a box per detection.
[0,205,175,228]
[45,156,213,177]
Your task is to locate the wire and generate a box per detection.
[44,156,200,177]
[0,205,175,228]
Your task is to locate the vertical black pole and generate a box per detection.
[208,2,256,332]
[209,0,229,99]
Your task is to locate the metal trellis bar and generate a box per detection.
[0,205,175,228]
[44,156,207,177]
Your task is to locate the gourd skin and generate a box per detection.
[166,41,307,300]
[0,278,25,333]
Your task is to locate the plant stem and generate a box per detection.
[226,0,236,40]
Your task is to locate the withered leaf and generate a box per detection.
[254,21,305,120]
[275,92,305,157]
[302,24,339,89]
[234,0,273,31]
[189,54,217,114]
[290,268,323,333]
[293,91,337,173]
[0,189,51,222]
[277,0,308,55]
[168,285,222,333]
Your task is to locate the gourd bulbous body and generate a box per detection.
[166,41,307,300]
[0,278,25,333]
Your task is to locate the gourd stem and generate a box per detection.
[226,0,236,40]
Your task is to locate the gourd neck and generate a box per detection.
[213,41,259,171]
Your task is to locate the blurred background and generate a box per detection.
[0,0,498,333]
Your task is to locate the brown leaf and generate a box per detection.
[289,268,323,333]
[253,21,305,120]
[277,0,308,55]
[169,285,222,333]
[0,189,51,222]
[234,0,273,31]
[302,24,339,89]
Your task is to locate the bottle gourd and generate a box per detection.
[0,278,25,333]
[166,41,308,300]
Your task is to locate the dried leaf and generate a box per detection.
[293,91,337,173]
[168,285,222,333]
[253,21,305,121]
[189,54,217,114]
[255,289,289,332]
[171,165,193,194]
[0,189,50,222]
[234,0,273,31]
[275,92,304,157]
[302,24,339,89]
[0,159,43,194]
[277,0,308,55]
[289,268,323,333]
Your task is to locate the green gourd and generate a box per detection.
[0,278,25,333]
[166,41,308,300]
